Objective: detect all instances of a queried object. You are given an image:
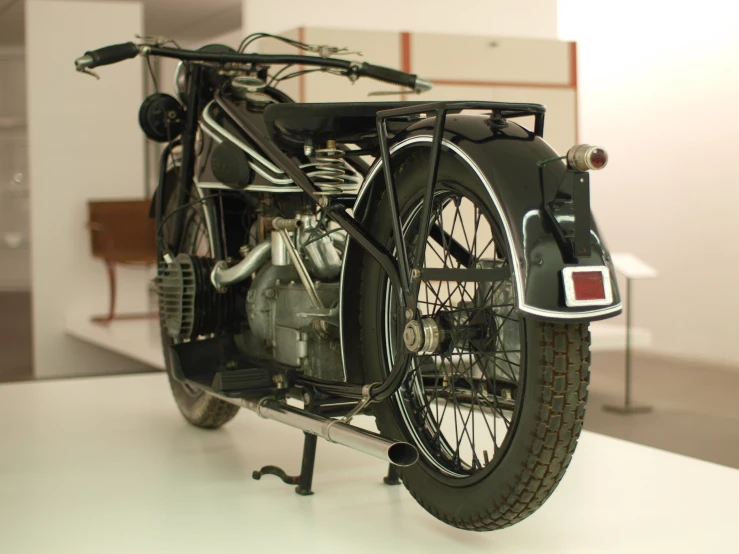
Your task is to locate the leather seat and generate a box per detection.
[263,101,425,149]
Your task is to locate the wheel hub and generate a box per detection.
[403,317,441,354]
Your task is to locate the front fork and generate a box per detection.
[170,64,203,255]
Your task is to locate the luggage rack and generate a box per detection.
[374,101,547,312]
[377,100,546,137]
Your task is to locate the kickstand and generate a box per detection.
[383,464,401,485]
[252,432,317,496]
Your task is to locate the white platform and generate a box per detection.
[65,312,165,370]
[0,373,736,553]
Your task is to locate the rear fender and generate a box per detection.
[340,115,621,368]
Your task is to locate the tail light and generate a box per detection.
[567,144,608,171]
[562,266,613,307]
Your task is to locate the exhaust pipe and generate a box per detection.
[211,240,271,289]
[255,399,419,467]
[223,396,418,467]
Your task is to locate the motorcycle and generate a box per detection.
[74,33,620,531]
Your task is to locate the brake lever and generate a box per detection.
[79,68,101,80]
[135,34,173,46]
[307,44,363,58]
[74,56,100,79]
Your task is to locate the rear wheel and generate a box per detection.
[157,176,239,429]
[358,151,591,530]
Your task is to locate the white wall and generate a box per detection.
[243,0,558,40]
[559,0,739,367]
[26,0,150,378]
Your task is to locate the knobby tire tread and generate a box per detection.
[404,323,590,531]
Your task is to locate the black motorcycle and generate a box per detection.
[74,34,620,531]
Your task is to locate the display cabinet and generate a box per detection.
[259,28,578,154]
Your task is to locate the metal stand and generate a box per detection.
[252,432,317,496]
[383,464,401,485]
[603,278,653,415]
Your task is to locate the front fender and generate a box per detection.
[341,114,621,331]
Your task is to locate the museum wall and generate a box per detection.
[559,0,739,368]
[26,0,149,378]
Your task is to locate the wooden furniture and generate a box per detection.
[87,199,157,325]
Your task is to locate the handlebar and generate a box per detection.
[74,43,432,93]
[356,62,432,93]
[75,41,140,71]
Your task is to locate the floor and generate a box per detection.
[586,351,739,469]
[0,373,736,553]
[1,290,738,469]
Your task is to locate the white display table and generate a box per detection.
[0,373,735,553]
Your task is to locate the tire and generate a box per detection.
[158,173,239,429]
[357,150,591,530]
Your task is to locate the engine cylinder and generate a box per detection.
[157,254,241,340]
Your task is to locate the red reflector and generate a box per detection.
[588,148,608,169]
[572,271,606,300]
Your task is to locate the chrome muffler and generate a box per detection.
[219,395,418,467]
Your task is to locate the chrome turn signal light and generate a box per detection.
[566,144,608,171]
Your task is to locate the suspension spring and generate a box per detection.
[301,140,350,185]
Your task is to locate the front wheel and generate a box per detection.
[357,150,591,530]
[157,173,239,429]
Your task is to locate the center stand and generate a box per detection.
[253,432,318,495]
[251,398,403,494]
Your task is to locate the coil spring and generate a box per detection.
[305,147,347,184]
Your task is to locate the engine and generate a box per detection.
[244,211,344,382]
[158,208,345,382]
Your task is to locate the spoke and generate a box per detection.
[472,372,498,457]
[421,282,448,314]
[456,200,474,265]
[431,354,454,440]
[427,242,446,265]
[473,206,481,263]
[413,366,443,423]
[423,277,430,317]
[476,236,495,260]
[447,353,481,469]
[389,188,525,476]
[437,203,451,268]
[478,353,518,382]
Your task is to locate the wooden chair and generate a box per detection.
[87,199,158,325]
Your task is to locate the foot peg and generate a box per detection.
[212,368,272,393]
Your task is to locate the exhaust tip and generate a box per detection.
[388,442,419,467]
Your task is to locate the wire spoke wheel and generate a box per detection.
[358,150,591,530]
[386,187,522,483]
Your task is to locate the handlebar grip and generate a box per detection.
[83,42,139,69]
[359,62,417,89]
